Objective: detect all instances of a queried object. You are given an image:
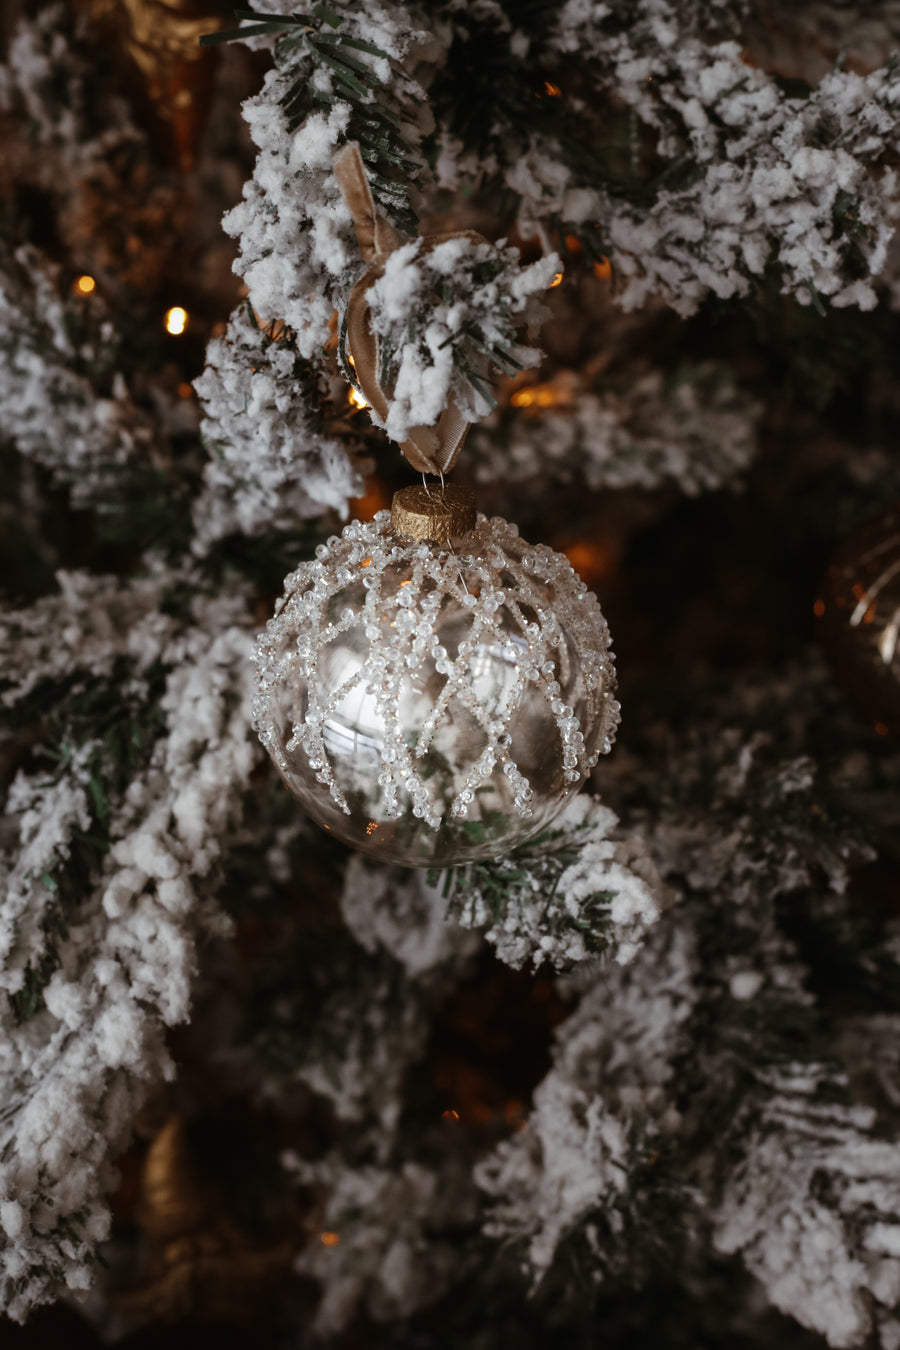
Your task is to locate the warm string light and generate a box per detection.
[510,371,579,417]
[350,479,392,523]
[345,352,370,408]
[562,539,614,588]
[440,1103,523,1128]
[549,271,564,288]
[552,234,610,279]
[73,275,96,296]
[165,306,188,336]
[320,1231,341,1247]
[511,384,564,410]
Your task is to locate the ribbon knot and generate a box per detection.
[333,141,486,477]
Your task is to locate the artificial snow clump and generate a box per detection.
[226,96,353,355]
[543,0,900,315]
[0,567,258,1319]
[504,135,577,233]
[364,237,559,442]
[438,794,664,971]
[476,919,696,1281]
[1,742,94,1000]
[0,246,151,503]
[285,1151,478,1334]
[193,304,363,547]
[0,3,137,177]
[714,1060,900,1349]
[470,362,761,495]
[0,567,173,711]
[223,2,428,356]
[341,855,480,978]
[288,968,432,1135]
[639,729,873,909]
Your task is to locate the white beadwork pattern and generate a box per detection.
[253,511,620,838]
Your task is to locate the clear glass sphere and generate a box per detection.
[253,511,619,867]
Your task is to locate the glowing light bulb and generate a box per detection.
[348,386,369,410]
[165,306,188,336]
[544,81,561,96]
[549,271,564,288]
[350,479,391,522]
[563,540,613,586]
[511,384,561,410]
[74,275,96,295]
[320,1231,341,1247]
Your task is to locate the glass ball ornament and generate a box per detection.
[252,490,620,867]
[817,501,900,738]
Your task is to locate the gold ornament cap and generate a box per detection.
[390,483,477,544]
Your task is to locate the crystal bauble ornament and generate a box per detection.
[817,502,900,737]
[253,494,620,866]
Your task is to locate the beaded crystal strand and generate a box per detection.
[253,511,620,835]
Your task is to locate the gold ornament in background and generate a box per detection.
[83,0,224,168]
[116,1115,292,1323]
[817,502,900,738]
[139,1114,210,1243]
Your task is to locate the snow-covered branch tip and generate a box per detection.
[358,236,558,442]
[193,304,363,547]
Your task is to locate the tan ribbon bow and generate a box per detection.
[333,141,487,477]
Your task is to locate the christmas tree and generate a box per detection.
[2,2,900,1346]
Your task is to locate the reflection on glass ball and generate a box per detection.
[817,502,900,737]
[253,510,619,867]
